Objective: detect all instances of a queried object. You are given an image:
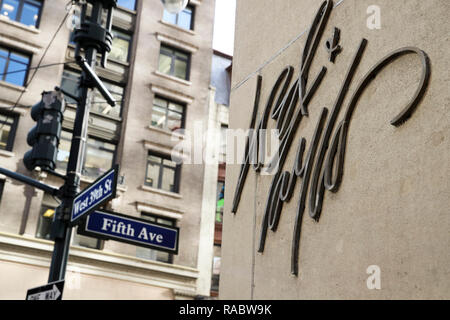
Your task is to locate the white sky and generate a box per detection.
[212,0,236,56]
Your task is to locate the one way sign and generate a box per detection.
[26,280,64,300]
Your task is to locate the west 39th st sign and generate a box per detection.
[70,165,119,226]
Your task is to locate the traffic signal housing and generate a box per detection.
[23,91,65,171]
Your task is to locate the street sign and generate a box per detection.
[79,210,179,254]
[70,165,119,226]
[26,280,64,300]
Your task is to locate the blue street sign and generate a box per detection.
[70,165,118,225]
[79,210,179,254]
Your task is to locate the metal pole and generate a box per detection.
[47,2,103,283]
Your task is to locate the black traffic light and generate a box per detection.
[23,91,65,171]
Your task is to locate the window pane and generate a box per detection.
[35,205,54,240]
[0,56,6,79]
[0,123,11,150]
[163,158,176,168]
[110,31,130,62]
[151,104,166,129]
[167,110,182,131]
[83,138,115,179]
[5,59,28,86]
[158,52,172,75]
[20,2,40,27]
[1,0,19,21]
[145,161,160,187]
[56,131,72,172]
[178,9,192,30]
[162,10,177,25]
[0,47,8,57]
[117,0,135,11]
[73,228,101,249]
[174,58,187,79]
[161,166,175,192]
[136,214,173,263]
[10,51,29,64]
[60,71,80,104]
[89,78,123,118]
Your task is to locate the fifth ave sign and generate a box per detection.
[70,165,118,226]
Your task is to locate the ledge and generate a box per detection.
[146,125,185,140]
[154,71,192,87]
[0,31,42,54]
[158,20,196,36]
[143,138,190,162]
[0,16,41,34]
[150,83,194,105]
[0,232,198,293]
[140,184,183,200]
[0,80,26,93]
[0,149,15,158]
[156,32,199,53]
[136,200,184,221]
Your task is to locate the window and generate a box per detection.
[57,130,116,180]
[151,96,185,132]
[136,213,175,263]
[60,69,124,118]
[0,0,42,28]
[0,46,30,86]
[35,204,54,240]
[110,29,131,63]
[116,0,135,11]
[35,193,60,240]
[162,5,194,31]
[145,152,180,193]
[158,45,190,80]
[73,227,102,249]
[0,111,19,151]
[216,182,224,223]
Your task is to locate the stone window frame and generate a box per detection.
[0,109,19,152]
[144,150,182,194]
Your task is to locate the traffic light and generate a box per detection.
[23,91,65,171]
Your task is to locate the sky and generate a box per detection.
[212,0,236,56]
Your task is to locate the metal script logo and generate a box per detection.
[231,0,431,276]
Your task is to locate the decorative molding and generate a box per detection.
[0,80,26,93]
[0,232,198,294]
[150,83,194,105]
[146,125,185,141]
[154,71,192,87]
[0,150,15,158]
[0,31,42,54]
[158,20,196,36]
[143,138,190,161]
[189,0,202,6]
[0,16,40,35]
[139,184,183,200]
[156,32,199,53]
[136,200,184,221]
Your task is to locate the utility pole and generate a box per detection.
[48,0,117,282]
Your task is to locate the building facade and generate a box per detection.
[0,0,217,299]
[220,0,449,299]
